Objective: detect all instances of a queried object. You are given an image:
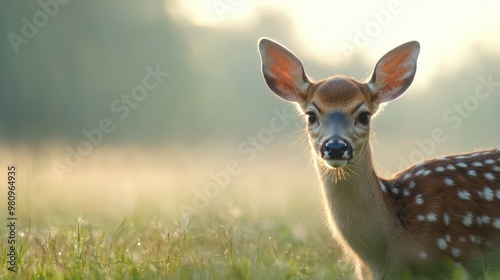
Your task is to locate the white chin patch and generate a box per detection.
[325,159,348,168]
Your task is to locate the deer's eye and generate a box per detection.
[357,112,371,125]
[306,112,317,125]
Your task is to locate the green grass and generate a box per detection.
[0,204,352,279]
[1,200,497,279]
[0,142,492,279]
[0,195,490,280]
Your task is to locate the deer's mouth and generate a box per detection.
[324,159,349,168]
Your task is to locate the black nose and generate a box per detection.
[322,139,350,159]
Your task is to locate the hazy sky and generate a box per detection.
[166,0,500,85]
[1,1,499,150]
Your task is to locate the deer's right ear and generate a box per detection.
[258,38,311,103]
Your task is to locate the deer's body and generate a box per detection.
[258,38,500,279]
[322,145,500,278]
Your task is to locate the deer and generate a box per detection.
[257,37,500,279]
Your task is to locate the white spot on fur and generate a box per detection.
[493,218,500,229]
[458,236,466,243]
[483,187,494,201]
[476,215,491,225]
[485,173,495,181]
[427,212,437,222]
[416,161,426,167]
[445,235,451,242]
[437,238,447,250]
[443,213,451,226]
[415,169,424,176]
[451,248,461,257]
[470,235,478,243]
[435,166,445,172]
[423,170,431,176]
[485,159,495,165]
[468,170,477,177]
[462,212,474,227]
[415,194,424,205]
[456,162,467,168]
[457,189,471,200]
[496,190,500,199]
[417,215,425,222]
[418,251,428,260]
[403,189,410,197]
[472,162,483,167]
[409,181,416,189]
[493,166,500,172]
[444,178,454,186]
[402,173,411,181]
[446,164,456,171]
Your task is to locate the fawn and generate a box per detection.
[258,38,500,279]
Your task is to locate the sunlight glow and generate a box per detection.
[165,0,500,86]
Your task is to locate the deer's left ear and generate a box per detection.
[368,41,420,104]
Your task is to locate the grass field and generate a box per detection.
[0,143,482,279]
[0,143,354,279]
[0,205,352,279]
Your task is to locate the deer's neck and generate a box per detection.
[317,145,396,267]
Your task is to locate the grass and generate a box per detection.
[0,203,350,279]
[0,145,493,279]
[0,144,355,279]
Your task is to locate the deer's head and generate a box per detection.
[258,38,420,168]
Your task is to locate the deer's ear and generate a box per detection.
[258,38,311,103]
[368,41,420,104]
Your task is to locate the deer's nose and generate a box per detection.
[322,138,352,160]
